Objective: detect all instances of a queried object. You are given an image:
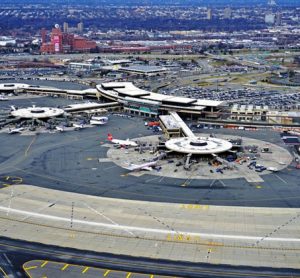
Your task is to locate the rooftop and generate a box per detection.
[99,82,226,108]
[119,65,167,73]
[165,136,233,154]
[159,115,181,129]
[162,96,197,105]
[195,99,225,107]
[11,106,64,119]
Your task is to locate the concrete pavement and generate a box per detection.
[0,184,299,269]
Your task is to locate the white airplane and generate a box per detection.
[73,123,85,130]
[8,127,24,134]
[124,160,158,171]
[55,126,65,132]
[287,130,300,136]
[267,167,279,172]
[107,133,138,147]
[90,116,108,125]
[0,96,8,101]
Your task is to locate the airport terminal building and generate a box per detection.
[96,82,226,119]
[0,81,226,119]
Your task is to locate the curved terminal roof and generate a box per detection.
[65,102,106,110]
[11,106,64,119]
[0,82,225,112]
[97,82,225,110]
[101,82,150,97]
[119,65,167,74]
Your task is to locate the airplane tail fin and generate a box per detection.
[107,133,113,141]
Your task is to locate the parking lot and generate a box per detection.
[160,85,300,110]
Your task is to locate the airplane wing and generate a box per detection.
[141,166,153,171]
[124,164,139,171]
[125,162,155,171]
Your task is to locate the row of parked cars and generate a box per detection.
[164,85,300,110]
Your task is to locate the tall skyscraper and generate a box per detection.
[77,22,84,33]
[223,7,232,19]
[207,8,212,20]
[63,22,69,33]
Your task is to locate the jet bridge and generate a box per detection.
[169,111,196,138]
[164,112,233,155]
[159,111,196,139]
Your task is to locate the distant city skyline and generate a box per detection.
[0,0,298,34]
[1,0,300,6]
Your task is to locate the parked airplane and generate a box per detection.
[90,116,108,125]
[267,167,279,172]
[287,130,300,137]
[73,123,85,130]
[107,133,138,147]
[124,160,158,171]
[0,96,8,101]
[56,126,65,132]
[8,127,24,134]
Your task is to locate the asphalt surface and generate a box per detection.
[0,91,300,277]
[0,112,300,207]
[23,260,170,278]
[0,237,299,278]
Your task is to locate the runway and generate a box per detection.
[0,184,300,271]
[2,203,300,243]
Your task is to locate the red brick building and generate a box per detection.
[40,26,96,54]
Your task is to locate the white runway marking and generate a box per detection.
[6,188,14,216]
[158,176,165,183]
[145,176,160,183]
[219,180,226,187]
[83,202,136,237]
[103,165,118,171]
[21,201,57,222]
[274,174,288,184]
[3,253,13,267]
[1,205,300,243]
